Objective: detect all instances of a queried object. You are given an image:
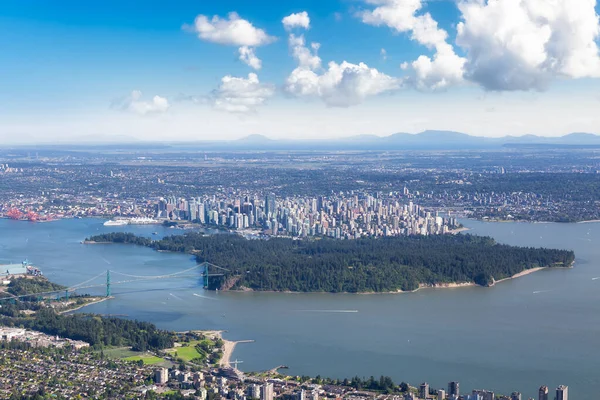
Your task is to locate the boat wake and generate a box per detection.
[193,293,217,300]
[533,290,552,294]
[297,309,359,313]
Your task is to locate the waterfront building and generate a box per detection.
[419,382,429,399]
[510,392,521,400]
[538,386,548,400]
[555,385,568,400]
[448,382,460,397]
[437,389,445,400]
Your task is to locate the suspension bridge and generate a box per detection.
[0,262,229,303]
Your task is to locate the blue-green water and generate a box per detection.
[1,218,599,399]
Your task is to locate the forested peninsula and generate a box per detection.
[86,232,575,293]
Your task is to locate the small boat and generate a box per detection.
[152,232,158,235]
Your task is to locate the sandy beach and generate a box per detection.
[188,330,240,368]
[491,267,547,286]
[220,337,237,368]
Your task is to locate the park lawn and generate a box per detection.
[123,354,165,365]
[101,347,141,359]
[176,345,203,362]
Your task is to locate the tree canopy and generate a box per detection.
[87,232,575,293]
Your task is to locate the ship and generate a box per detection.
[103,217,159,226]
[103,219,128,226]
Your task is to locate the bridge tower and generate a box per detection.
[203,263,209,288]
[106,270,111,297]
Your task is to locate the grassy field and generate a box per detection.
[165,339,216,363]
[101,347,141,359]
[123,354,165,365]
[99,347,166,366]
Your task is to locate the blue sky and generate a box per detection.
[1,0,600,142]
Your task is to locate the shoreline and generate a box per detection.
[59,296,112,314]
[490,267,547,286]
[226,265,572,295]
[449,227,470,234]
[186,330,251,369]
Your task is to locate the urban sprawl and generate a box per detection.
[1,326,569,400]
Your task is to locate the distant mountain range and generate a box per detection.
[180,131,600,151]
[5,131,600,150]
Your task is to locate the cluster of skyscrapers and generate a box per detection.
[155,190,460,239]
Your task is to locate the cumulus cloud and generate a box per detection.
[289,34,322,70]
[187,12,275,47]
[456,0,600,91]
[360,0,466,90]
[112,91,170,115]
[286,61,401,107]
[238,46,262,70]
[282,11,311,30]
[283,11,399,106]
[212,73,275,113]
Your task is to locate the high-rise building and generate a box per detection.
[260,382,274,400]
[448,382,459,397]
[437,389,445,400]
[154,368,168,384]
[555,385,568,400]
[510,392,522,400]
[472,390,494,400]
[419,383,429,399]
[265,194,276,218]
[538,386,548,400]
[247,384,260,399]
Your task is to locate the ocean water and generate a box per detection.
[1,218,599,399]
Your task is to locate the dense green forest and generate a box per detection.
[87,232,575,292]
[5,277,66,298]
[0,309,174,351]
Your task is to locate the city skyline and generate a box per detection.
[2,0,600,142]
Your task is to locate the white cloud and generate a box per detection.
[289,34,322,70]
[381,48,387,60]
[282,11,311,30]
[212,73,275,113]
[112,91,170,115]
[284,28,399,107]
[286,61,400,107]
[456,0,600,91]
[360,0,466,90]
[188,12,275,47]
[238,46,262,70]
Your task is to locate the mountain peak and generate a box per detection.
[236,134,273,142]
